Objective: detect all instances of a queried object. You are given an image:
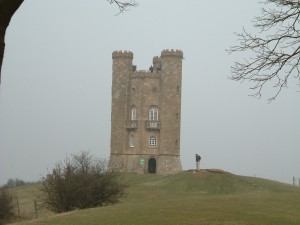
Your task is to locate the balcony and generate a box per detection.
[126,121,138,130]
[146,121,161,130]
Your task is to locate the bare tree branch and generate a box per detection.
[228,0,300,102]
[0,0,24,84]
[0,0,138,84]
[107,0,138,14]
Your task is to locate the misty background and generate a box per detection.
[0,0,299,185]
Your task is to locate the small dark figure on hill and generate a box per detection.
[195,154,201,171]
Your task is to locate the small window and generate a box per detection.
[149,135,157,147]
[131,85,136,93]
[131,107,137,120]
[149,106,158,121]
[176,86,180,94]
[176,113,179,120]
[129,135,136,147]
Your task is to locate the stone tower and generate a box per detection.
[109,49,183,174]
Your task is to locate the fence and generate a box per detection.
[13,196,48,222]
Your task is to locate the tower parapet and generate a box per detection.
[161,49,183,58]
[112,50,133,59]
[153,56,161,64]
[153,56,161,72]
[130,71,160,80]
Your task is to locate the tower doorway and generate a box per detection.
[148,158,156,174]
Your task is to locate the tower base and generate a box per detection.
[109,154,182,175]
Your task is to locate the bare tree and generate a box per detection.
[0,0,138,84]
[228,0,300,101]
[39,151,126,213]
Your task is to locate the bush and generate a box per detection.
[39,151,126,213]
[3,178,28,189]
[0,188,15,225]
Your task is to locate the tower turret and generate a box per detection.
[110,51,133,170]
[158,49,183,173]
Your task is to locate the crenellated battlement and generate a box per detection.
[161,49,183,58]
[153,56,161,63]
[130,70,161,80]
[112,50,133,59]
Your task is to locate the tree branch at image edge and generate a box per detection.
[228,0,300,102]
[0,0,138,84]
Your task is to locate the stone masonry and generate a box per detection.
[109,49,183,174]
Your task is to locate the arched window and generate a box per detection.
[131,106,137,120]
[149,135,157,147]
[129,135,136,147]
[149,106,158,121]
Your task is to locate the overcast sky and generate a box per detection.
[0,0,299,185]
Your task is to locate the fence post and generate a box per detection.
[34,200,38,219]
[293,177,295,186]
[16,196,20,219]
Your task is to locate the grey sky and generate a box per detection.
[0,0,299,185]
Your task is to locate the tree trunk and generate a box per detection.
[0,0,24,84]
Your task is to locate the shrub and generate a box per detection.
[39,151,126,213]
[3,178,28,189]
[0,188,15,225]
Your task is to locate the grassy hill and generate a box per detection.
[10,170,300,225]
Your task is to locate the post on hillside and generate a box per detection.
[16,196,20,218]
[293,177,295,186]
[195,154,201,171]
[34,200,38,219]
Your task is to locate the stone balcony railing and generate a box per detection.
[126,121,138,130]
[145,121,161,130]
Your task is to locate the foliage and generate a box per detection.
[229,0,300,101]
[2,178,34,189]
[0,187,16,225]
[38,151,126,213]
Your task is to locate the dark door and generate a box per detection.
[148,158,156,174]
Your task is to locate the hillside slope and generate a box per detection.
[12,170,300,225]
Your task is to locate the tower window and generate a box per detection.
[149,135,157,147]
[149,106,158,121]
[176,86,180,94]
[131,107,137,120]
[129,135,136,147]
[176,113,179,120]
[131,85,136,93]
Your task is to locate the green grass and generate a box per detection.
[10,170,300,225]
[9,184,53,221]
